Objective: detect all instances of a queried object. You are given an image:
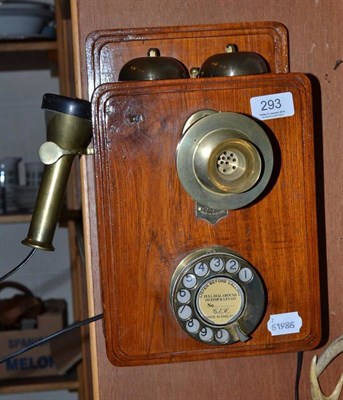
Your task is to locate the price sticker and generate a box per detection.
[250,92,294,121]
[267,312,302,336]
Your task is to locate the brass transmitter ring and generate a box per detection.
[176,111,274,211]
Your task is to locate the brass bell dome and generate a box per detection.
[118,48,190,81]
[200,44,269,77]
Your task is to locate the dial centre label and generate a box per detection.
[196,277,244,325]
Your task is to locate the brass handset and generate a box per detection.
[22,94,92,251]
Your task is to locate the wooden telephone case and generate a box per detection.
[87,22,321,366]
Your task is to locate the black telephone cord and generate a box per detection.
[295,351,304,400]
[0,313,104,364]
[0,248,37,283]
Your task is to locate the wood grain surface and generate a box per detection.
[92,73,320,366]
[86,22,288,97]
[72,1,343,398]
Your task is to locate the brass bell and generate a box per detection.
[199,44,269,77]
[118,48,190,81]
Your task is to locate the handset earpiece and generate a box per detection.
[22,94,92,251]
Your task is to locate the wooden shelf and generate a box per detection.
[0,214,32,224]
[0,40,57,53]
[0,210,82,225]
[0,374,79,394]
[0,1,90,397]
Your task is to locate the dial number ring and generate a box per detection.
[170,246,265,345]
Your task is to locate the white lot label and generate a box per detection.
[250,92,294,120]
[267,312,302,336]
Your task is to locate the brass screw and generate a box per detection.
[225,44,237,53]
[190,67,200,78]
[147,48,160,57]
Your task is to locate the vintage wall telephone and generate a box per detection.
[18,22,321,367]
[85,22,321,366]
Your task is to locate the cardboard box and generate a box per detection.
[50,327,82,375]
[0,300,66,380]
